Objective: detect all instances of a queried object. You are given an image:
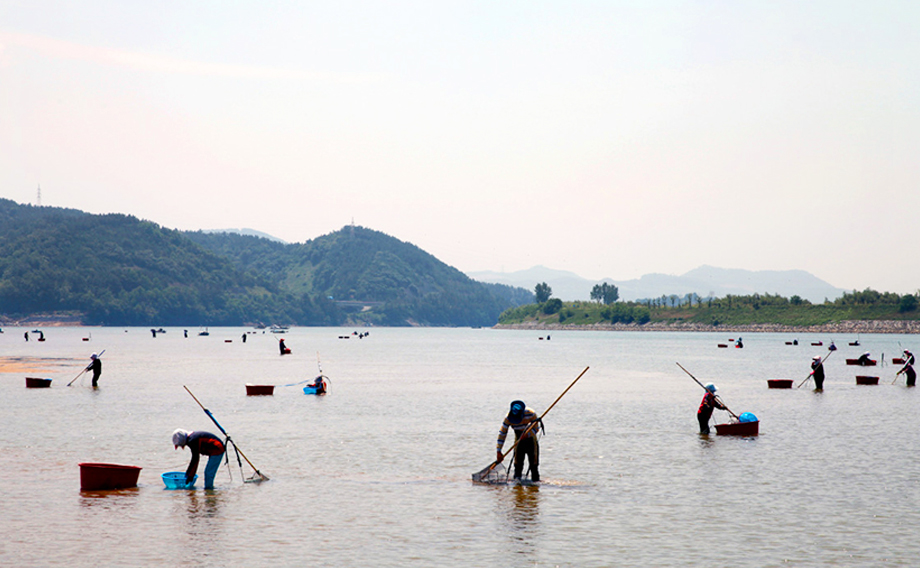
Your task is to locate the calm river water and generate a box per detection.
[2,326,919,567]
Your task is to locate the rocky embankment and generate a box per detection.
[495,320,920,334]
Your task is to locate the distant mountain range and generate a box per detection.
[467,265,848,304]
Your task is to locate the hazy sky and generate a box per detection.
[2,2,918,293]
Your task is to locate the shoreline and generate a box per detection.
[494,319,920,334]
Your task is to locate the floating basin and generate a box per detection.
[25,377,51,388]
[79,462,142,490]
[246,384,275,396]
[767,379,793,389]
[855,376,879,385]
[715,421,759,436]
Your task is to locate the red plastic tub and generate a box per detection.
[246,384,275,396]
[25,377,52,388]
[715,421,759,436]
[767,379,793,389]
[855,376,879,385]
[79,462,142,490]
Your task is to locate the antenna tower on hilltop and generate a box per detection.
[36,184,42,206]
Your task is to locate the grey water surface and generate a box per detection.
[2,327,918,567]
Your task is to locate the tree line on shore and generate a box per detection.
[499,282,919,327]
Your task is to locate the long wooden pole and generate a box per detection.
[675,362,738,419]
[473,366,589,482]
[183,386,269,482]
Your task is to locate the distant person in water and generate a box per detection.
[311,375,327,394]
[172,429,226,489]
[857,352,872,366]
[86,352,102,388]
[279,338,289,355]
[898,350,916,387]
[697,383,727,434]
[496,400,542,482]
[810,355,825,390]
[242,333,247,343]
[24,331,28,342]
[735,337,743,348]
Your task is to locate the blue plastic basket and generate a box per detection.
[738,412,758,423]
[162,471,197,489]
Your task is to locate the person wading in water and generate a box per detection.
[172,429,226,489]
[86,353,102,388]
[810,355,826,390]
[495,400,542,482]
[898,350,916,387]
[697,383,727,434]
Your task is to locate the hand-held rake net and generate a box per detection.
[472,461,508,484]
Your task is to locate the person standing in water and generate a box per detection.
[496,400,542,482]
[311,375,328,394]
[898,349,916,387]
[172,429,226,489]
[810,355,826,390]
[697,383,727,434]
[86,353,102,388]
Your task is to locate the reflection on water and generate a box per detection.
[493,483,542,557]
[78,487,140,510]
[174,490,227,565]
[183,490,223,520]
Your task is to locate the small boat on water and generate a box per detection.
[846,358,877,366]
[855,376,879,385]
[270,325,289,334]
[811,341,823,346]
[717,344,728,348]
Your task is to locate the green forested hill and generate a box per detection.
[0,199,528,326]
[186,225,531,326]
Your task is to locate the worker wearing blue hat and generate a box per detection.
[496,400,542,482]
